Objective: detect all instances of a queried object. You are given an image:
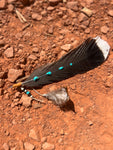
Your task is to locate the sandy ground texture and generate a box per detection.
[0,0,113,150]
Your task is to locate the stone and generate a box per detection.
[2,143,9,150]
[47,6,55,11]
[8,69,23,82]
[40,50,46,61]
[29,129,38,140]
[28,54,37,60]
[0,79,4,87]
[48,26,54,34]
[63,19,71,26]
[32,13,42,21]
[0,40,5,47]
[105,75,113,87]
[101,25,109,34]
[32,47,39,53]
[8,4,14,12]
[47,16,53,21]
[0,0,6,9]
[49,0,62,6]
[21,95,32,107]
[58,50,66,59]
[60,129,64,135]
[4,47,14,58]
[61,44,71,51]
[85,28,90,34]
[42,142,55,150]
[41,10,47,16]
[108,10,113,17]
[41,137,47,143]
[88,121,93,126]
[81,7,93,17]
[67,9,76,18]
[14,92,21,98]
[57,11,63,17]
[0,71,6,79]
[24,142,35,150]
[78,13,88,22]
[66,2,78,12]
[82,20,90,27]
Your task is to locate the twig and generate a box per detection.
[15,8,27,23]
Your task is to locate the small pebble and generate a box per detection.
[58,50,66,59]
[81,7,93,17]
[68,9,76,18]
[41,137,47,143]
[41,10,47,16]
[88,121,93,126]
[28,54,37,60]
[20,95,32,107]
[32,47,39,53]
[4,47,14,58]
[42,142,55,150]
[85,28,90,34]
[32,13,42,21]
[60,129,65,135]
[24,142,35,150]
[40,50,46,61]
[47,6,55,11]
[8,4,14,12]
[78,13,88,22]
[0,0,6,9]
[29,128,38,140]
[101,25,109,34]
[8,69,23,82]
[14,92,21,98]
[108,10,113,17]
[48,26,54,34]
[61,44,71,51]
[66,1,78,12]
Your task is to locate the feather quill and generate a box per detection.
[13,36,110,89]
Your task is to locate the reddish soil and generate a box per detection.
[0,0,113,150]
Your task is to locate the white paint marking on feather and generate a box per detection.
[94,36,110,60]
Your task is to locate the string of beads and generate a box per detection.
[21,63,73,98]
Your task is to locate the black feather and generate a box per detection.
[23,37,109,88]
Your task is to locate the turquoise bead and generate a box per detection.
[46,71,52,75]
[70,63,73,66]
[33,76,39,81]
[26,91,30,95]
[59,66,64,70]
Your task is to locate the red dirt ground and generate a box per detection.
[0,0,113,150]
